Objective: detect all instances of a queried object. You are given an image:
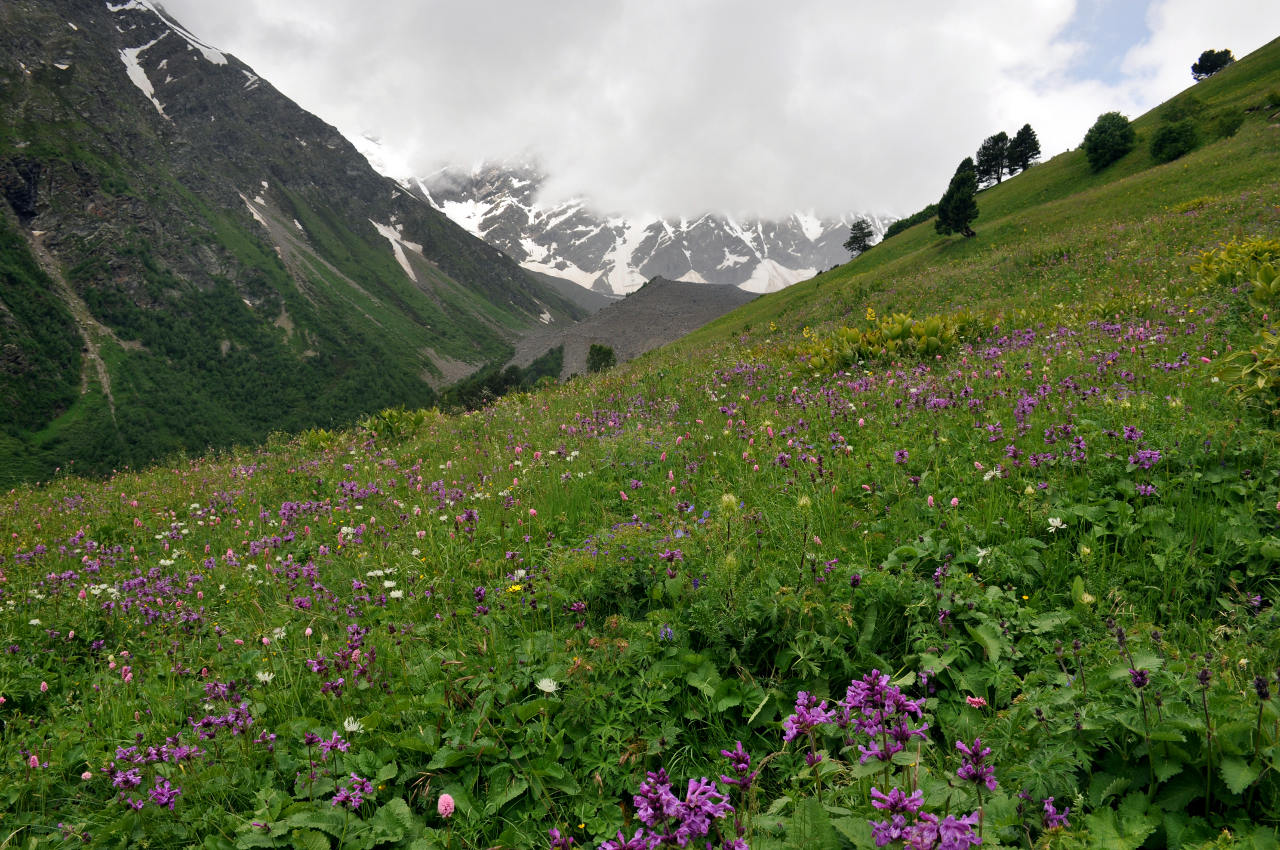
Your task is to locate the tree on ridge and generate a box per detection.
[935,157,979,238]
[1006,124,1041,175]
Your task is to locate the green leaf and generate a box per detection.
[426,747,470,769]
[792,796,842,850]
[686,661,721,697]
[486,776,528,813]
[375,760,399,783]
[282,810,347,838]
[831,816,875,849]
[1219,756,1262,795]
[369,797,414,843]
[964,622,1004,663]
[1082,807,1152,850]
[289,829,330,850]
[713,678,742,712]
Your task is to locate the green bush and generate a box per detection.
[587,343,616,373]
[1211,108,1245,139]
[1082,112,1136,172]
[1150,121,1199,164]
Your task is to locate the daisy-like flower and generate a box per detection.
[1048,517,1066,533]
[342,716,364,733]
[255,671,275,684]
[536,678,559,694]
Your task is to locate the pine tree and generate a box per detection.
[974,132,1009,187]
[935,158,979,238]
[1191,49,1234,80]
[1006,124,1041,175]
[843,218,876,255]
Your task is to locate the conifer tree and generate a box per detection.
[843,218,876,255]
[975,132,1009,186]
[935,158,979,238]
[1006,124,1041,174]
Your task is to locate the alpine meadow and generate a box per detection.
[3,21,1280,850]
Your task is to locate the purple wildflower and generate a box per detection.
[782,691,836,743]
[956,738,997,791]
[1042,797,1070,830]
[869,787,924,815]
[718,741,756,790]
[148,778,182,810]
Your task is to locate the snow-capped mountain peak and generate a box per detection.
[368,154,892,295]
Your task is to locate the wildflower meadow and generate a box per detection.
[3,38,1280,850]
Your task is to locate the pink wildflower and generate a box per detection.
[438,793,455,818]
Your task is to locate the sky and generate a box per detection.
[156,0,1280,219]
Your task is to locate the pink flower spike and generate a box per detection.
[437,793,455,818]
[950,497,959,508]
[927,495,935,508]
[966,696,988,708]
[40,681,48,693]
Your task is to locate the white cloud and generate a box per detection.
[157,0,1280,218]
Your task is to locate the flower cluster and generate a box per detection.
[839,670,928,764]
[869,784,980,850]
[332,773,374,810]
[600,768,734,850]
[955,738,997,792]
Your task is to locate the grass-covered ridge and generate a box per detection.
[2,37,1280,850]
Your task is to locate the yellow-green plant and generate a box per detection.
[1191,236,1280,290]
[1217,329,1280,417]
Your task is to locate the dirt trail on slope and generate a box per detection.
[27,230,121,422]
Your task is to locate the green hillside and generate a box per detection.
[0,0,584,489]
[1,35,1279,850]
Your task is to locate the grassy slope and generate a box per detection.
[688,37,1280,346]
[1,38,1279,850]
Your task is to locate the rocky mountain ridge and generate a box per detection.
[0,0,583,485]
[382,159,893,296]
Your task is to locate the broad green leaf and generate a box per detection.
[289,829,330,850]
[964,622,1004,663]
[426,747,470,769]
[713,678,742,712]
[792,796,842,850]
[831,816,875,849]
[486,776,528,813]
[1219,755,1262,795]
[282,810,347,838]
[369,797,414,842]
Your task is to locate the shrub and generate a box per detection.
[1082,112,1136,172]
[587,343,616,373]
[1211,108,1245,139]
[1150,121,1199,163]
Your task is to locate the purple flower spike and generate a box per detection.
[956,737,997,791]
[869,786,924,815]
[782,691,835,743]
[1043,796,1071,830]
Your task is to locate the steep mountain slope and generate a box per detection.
[394,160,893,295]
[0,0,584,486]
[509,277,755,379]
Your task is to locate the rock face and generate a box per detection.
[0,0,583,485]
[509,278,757,379]
[401,162,894,295]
